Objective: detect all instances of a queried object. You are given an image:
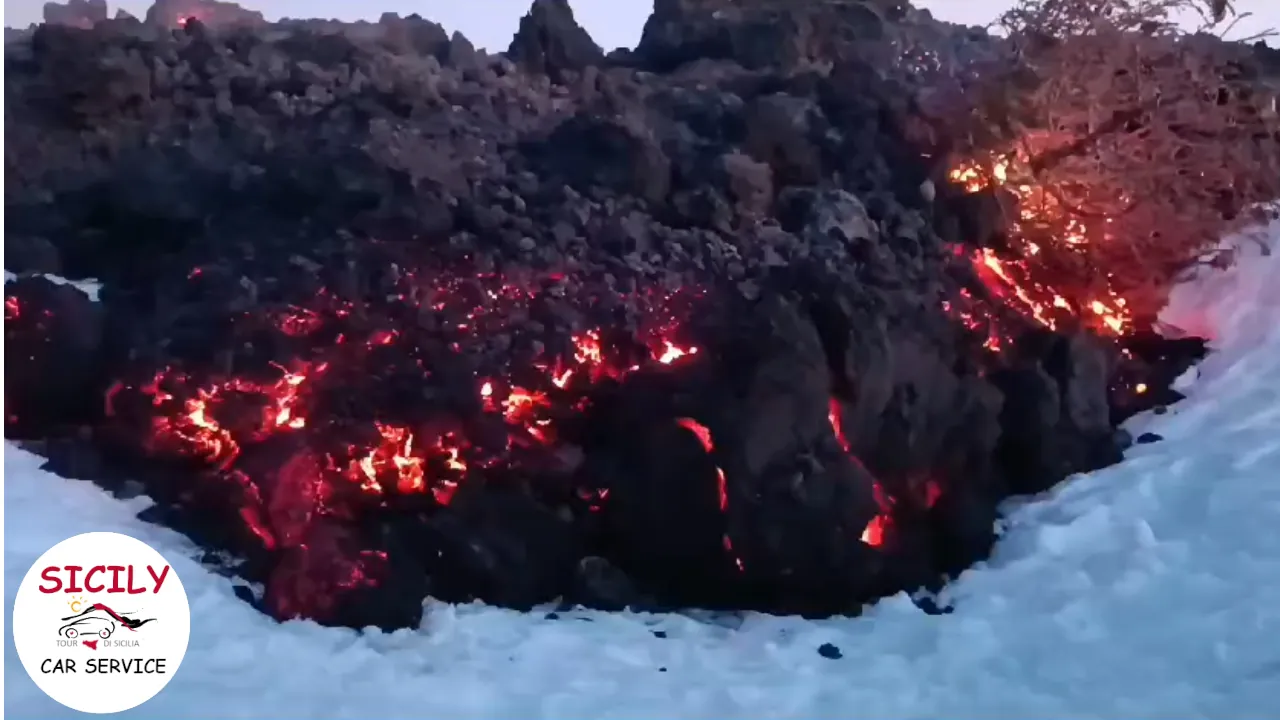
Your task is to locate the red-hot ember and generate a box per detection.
[860,515,888,547]
[98,270,726,618]
[828,397,850,452]
[91,260,976,620]
[655,340,697,364]
[675,417,725,511]
[674,417,742,571]
[947,157,1132,343]
[129,317,701,502]
[923,479,942,508]
[276,307,323,338]
[866,481,897,547]
[827,397,894,547]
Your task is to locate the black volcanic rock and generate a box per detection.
[143,0,265,28]
[636,0,888,72]
[1255,41,1280,74]
[4,277,106,438]
[42,0,107,28]
[4,236,62,275]
[991,330,1124,497]
[379,13,451,59]
[507,0,604,83]
[0,0,1192,630]
[530,114,673,205]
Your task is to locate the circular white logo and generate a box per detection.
[12,532,191,714]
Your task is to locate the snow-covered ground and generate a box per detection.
[3,272,102,302]
[5,227,1280,718]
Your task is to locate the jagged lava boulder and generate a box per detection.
[508,0,604,83]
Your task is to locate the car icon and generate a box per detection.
[59,603,156,637]
[59,614,115,639]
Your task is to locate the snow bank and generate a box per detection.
[4,272,102,302]
[5,226,1280,718]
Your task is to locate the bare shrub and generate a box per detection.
[955,0,1280,319]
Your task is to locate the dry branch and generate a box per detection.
[957,0,1280,317]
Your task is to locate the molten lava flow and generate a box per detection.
[122,280,705,496]
[152,388,241,470]
[116,359,328,476]
[860,515,888,546]
[828,397,892,548]
[107,270,716,620]
[863,482,898,548]
[573,331,604,367]
[941,290,1005,352]
[339,423,470,504]
[264,361,321,431]
[503,387,550,424]
[5,296,20,320]
[948,156,1131,338]
[674,417,742,571]
[359,424,425,494]
[828,397,850,452]
[276,307,323,338]
[655,340,697,364]
[479,328,701,448]
[675,417,726,512]
[926,479,942,508]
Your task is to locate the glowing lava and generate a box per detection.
[828,397,892,548]
[675,417,742,571]
[860,515,888,546]
[118,275,707,521]
[948,156,1131,338]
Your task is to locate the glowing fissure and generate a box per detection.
[674,417,743,571]
[130,326,699,496]
[820,398,890,547]
[948,157,1131,342]
[94,262,961,607]
[109,277,706,583]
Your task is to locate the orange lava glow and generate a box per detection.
[828,397,850,452]
[828,397,893,548]
[860,515,888,546]
[674,417,742,571]
[948,157,1131,339]
[108,272,892,586]
[276,307,323,337]
[117,273,707,537]
[655,340,697,364]
[675,417,725,511]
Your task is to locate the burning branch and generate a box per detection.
[948,0,1280,320]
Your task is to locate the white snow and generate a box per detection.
[5,225,1280,718]
[4,272,102,302]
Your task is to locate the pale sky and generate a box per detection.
[3,0,1276,50]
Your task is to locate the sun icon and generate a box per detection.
[67,596,86,613]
